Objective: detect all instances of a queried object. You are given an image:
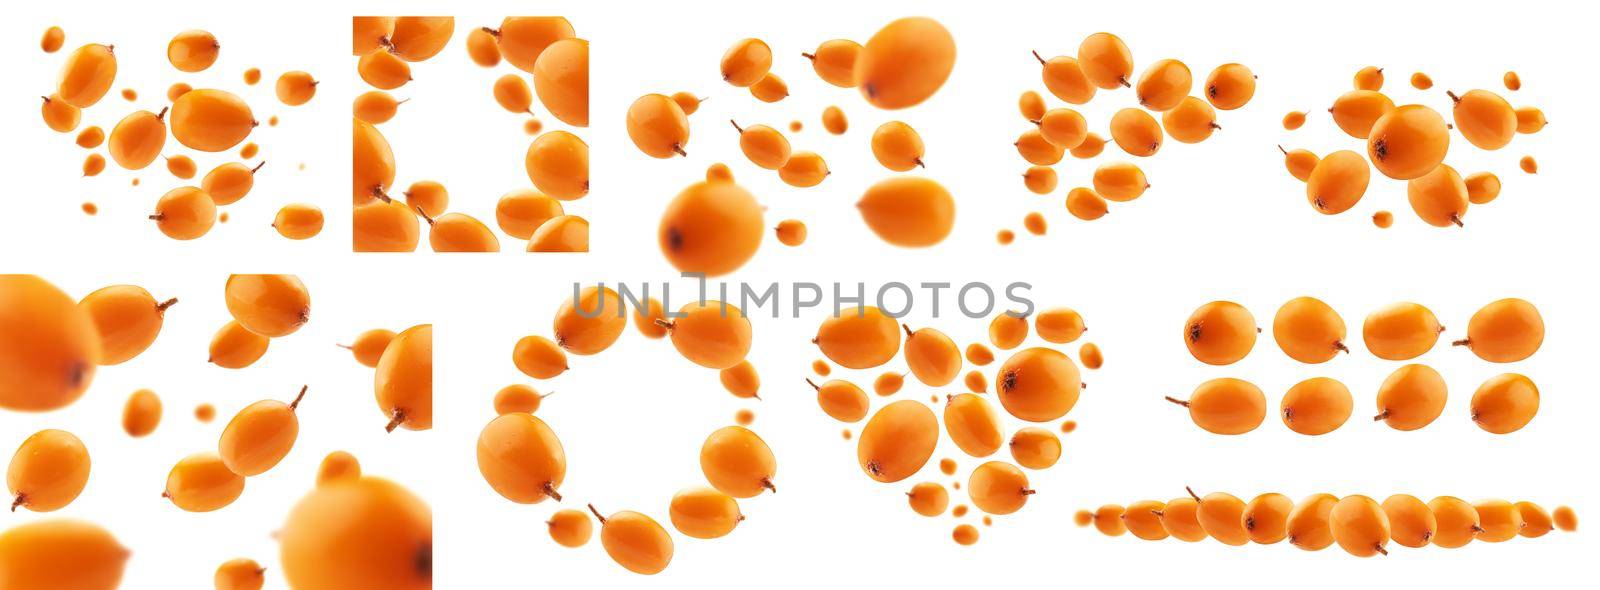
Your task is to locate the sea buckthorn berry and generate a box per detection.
[719,361,760,399]
[171,89,256,153]
[225,274,309,337]
[57,44,117,107]
[732,120,789,169]
[1354,66,1384,91]
[1515,107,1545,134]
[858,400,938,482]
[749,73,788,103]
[1077,33,1132,89]
[218,386,309,476]
[279,477,431,589]
[1280,377,1352,436]
[40,26,65,53]
[822,106,848,135]
[1093,162,1148,202]
[1407,164,1469,227]
[209,320,269,369]
[1362,302,1443,360]
[78,285,175,366]
[1448,89,1516,150]
[533,38,588,127]
[276,71,318,106]
[996,347,1081,422]
[815,306,900,369]
[1033,51,1095,105]
[1465,172,1502,204]
[804,39,862,87]
[1382,494,1437,548]
[1243,493,1293,544]
[811,378,869,422]
[1036,308,1085,343]
[669,487,742,539]
[214,558,264,590]
[1305,150,1370,214]
[466,27,501,67]
[1516,502,1553,538]
[1168,378,1266,435]
[1036,108,1087,149]
[1455,298,1543,362]
[1470,373,1540,434]
[1109,108,1162,157]
[699,426,776,498]
[855,17,956,109]
[1368,105,1450,180]
[1205,63,1255,110]
[375,324,432,432]
[1184,301,1257,366]
[968,461,1034,515]
[1282,111,1306,130]
[524,131,588,200]
[903,325,961,387]
[1093,504,1127,536]
[944,393,1004,457]
[476,413,565,503]
[659,180,764,276]
[108,108,168,170]
[552,287,626,355]
[1428,496,1481,548]
[908,482,949,516]
[8,429,91,513]
[1474,499,1524,543]
[1273,296,1349,363]
[1066,187,1108,221]
[857,176,954,247]
[1124,500,1170,540]
[1374,364,1447,430]
[150,187,217,240]
[163,452,244,512]
[42,95,82,133]
[274,204,325,240]
[1163,96,1219,143]
[1135,59,1191,111]
[873,121,927,170]
[1330,495,1391,557]
[1330,90,1394,139]
[1191,488,1250,546]
[547,508,591,548]
[1160,496,1206,542]
[1287,494,1338,550]
[1410,72,1433,90]
[493,17,574,73]
[122,389,162,437]
[1008,427,1061,469]
[0,519,128,589]
[1280,146,1319,182]
[721,38,773,87]
[388,17,455,62]
[660,301,752,370]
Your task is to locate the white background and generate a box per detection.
[5,0,1600,588]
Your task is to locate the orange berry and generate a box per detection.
[279,477,431,589]
[857,400,938,483]
[1077,33,1132,89]
[721,38,773,87]
[854,17,956,109]
[1168,378,1266,435]
[1455,298,1543,362]
[996,347,1081,422]
[627,94,690,158]
[659,180,764,276]
[803,39,861,87]
[857,176,955,247]
[476,413,565,503]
